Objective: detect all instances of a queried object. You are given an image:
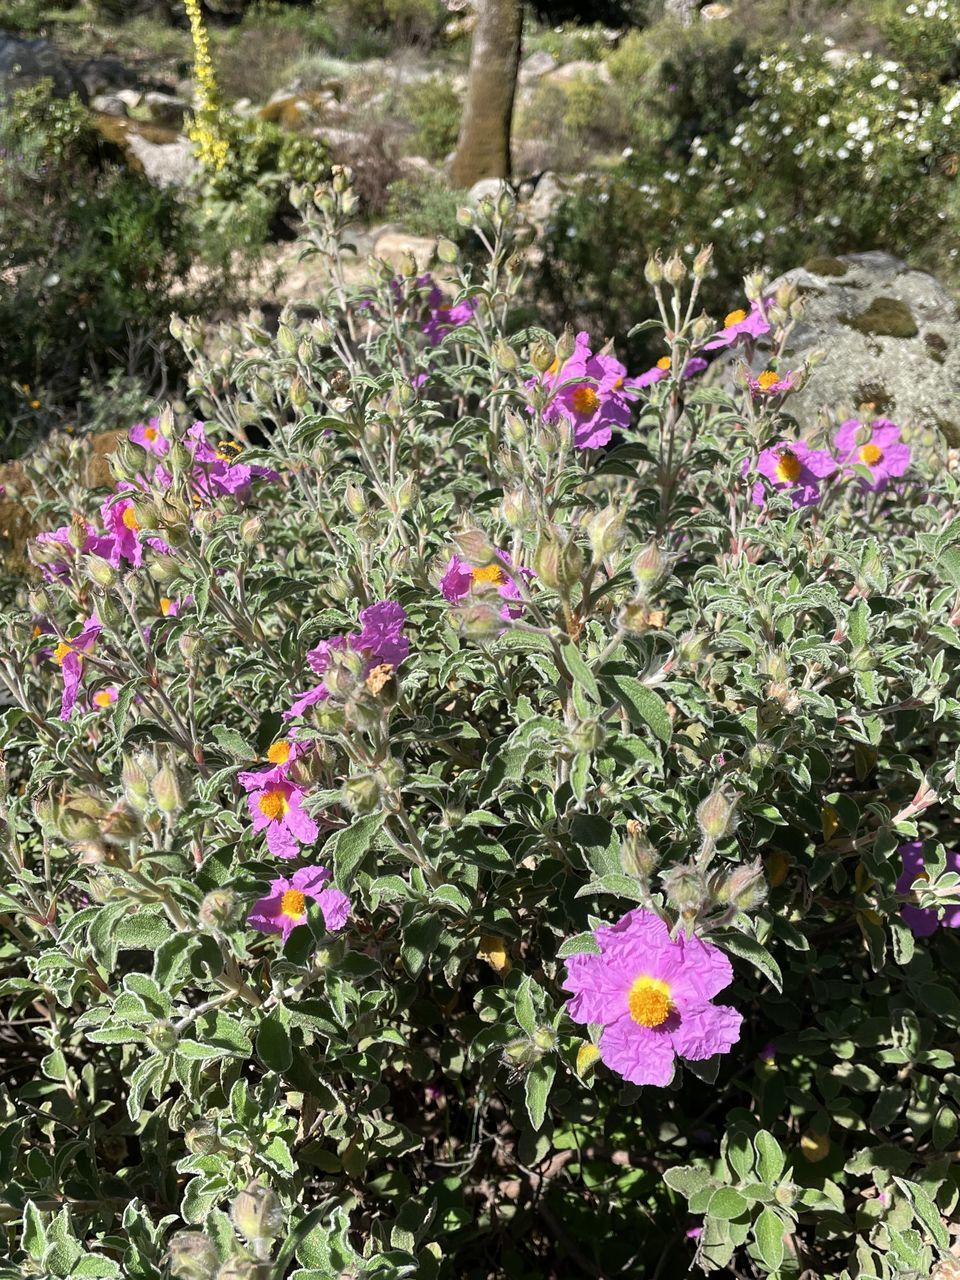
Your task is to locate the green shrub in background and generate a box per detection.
[399,75,461,162]
[2,173,960,1279]
[539,10,960,360]
[384,175,470,239]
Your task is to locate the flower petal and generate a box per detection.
[669,1001,743,1061]
[315,887,351,931]
[599,1017,676,1086]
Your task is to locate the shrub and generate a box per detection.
[400,74,461,161]
[385,174,470,238]
[0,0,46,32]
[2,172,960,1279]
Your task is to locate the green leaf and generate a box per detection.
[524,1059,555,1131]
[22,1202,46,1261]
[754,1130,786,1184]
[71,1257,122,1277]
[556,932,601,959]
[401,915,444,978]
[937,546,960,588]
[715,931,783,992]
[514,977,537,1036]
[663,1165,713,1198]
[257,1008,293,1073]
[560,642,600,704]
[600,673,672,744]
[211,724,254,758]
[753,1207,786,1272]
[329,813,386,891]
[707,1187,749,1220]
[894,1177,949,1250]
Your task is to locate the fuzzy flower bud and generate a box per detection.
[344,483,367,517]
[554,327,576,364]
[450,599,504,639]
[436,236,459,264]
[199,888,241,931]
[147,1020,178,1053]
[84,556,117,589]
[621,821,658,879]
[151,760,183,815]
[568,718,605,755]
[586,505,626,562]
[662,864,708,910]
[663,254,687,287]
[644,255,664,285]
[230,1180,283,1246]
[534,529,582,593]
[503,410,527,446]
[743,270,766,302]
[697,787,740,842]
[57,793,106,843]
[501,488,535,527]
[493,338,519,371]
[691,312,714,342]
[451,528,497,569]
[343,774,381,815]
[692,244,714,277]
[67,513,89,551]
[166,1231,219,1280]
[529,339,555,373]
[718,860,767,911]
[632,540,669,595]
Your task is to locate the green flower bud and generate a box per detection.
[743,270,766,302]
[696,787,740,841]
[692,244,713,277]
[437,237,459,264]
[534,529,582,593]
[122,752,154,812]
[277,323,298,355]
[343,774,381,815]
[451,528,497,569]
[532,1025,557,1053]
[230,1180,283,1245]
[503,410,527,446]
[663,254,687,286]
[344,483,367,517]
[502,488,535,527]
[58,793,106,842]
[554,328,576,365]
[662,863,708,910]
[691,312,714,342]
[586,505,626,562]
[147,1020,178,1053]
[67,513,89,550]
[568,718,604,755]
[184,1122,222,1156]
[100,800,143,844]
[84,556,117,589]
[632,540,669,593]
[379,757,405,791]
[644,255,664,285]
[399,251,418,279]
[493,338,519,371]
[166,1230,219,1280]
[529,339,555,373]
[199,888,241,931]
[719,860,767,911]
[456,205,474,227]
[151,760,183,815]
[451,600,504,639]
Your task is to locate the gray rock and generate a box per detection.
[523,171,565,225]
[91,92,127,117]
[116,87,144,110]
[544,59,611,87]
[519,50,558,83]
[758,251,960,442]
[0,31,88,102]
[143,90,187,127]
[125,133,197,189]
[468,177,511,206]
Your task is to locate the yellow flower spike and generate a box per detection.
[182,0,229,172]
[477,935,511,974]
[576,1043,601,1077]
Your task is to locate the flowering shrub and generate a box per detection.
[3,176,960,1280]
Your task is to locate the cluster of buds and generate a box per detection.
[503,1023,557,1071]
[534,526,583,596]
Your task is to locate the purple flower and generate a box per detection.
[704,302,771,351]
[422,285,477,346]
[562,909,742,1087]
[239,765,319,859]
[633,355,709,388]
[100,491,172,567]
[157,424,279,502]
[130,417,169,457]
[540,332,636,450]
[748,369,795,398]
[834,418,910,491]
[745,441,837,508]
[53,616,101,720]
[287,601,410,720]
[440,551,529,620]
[35,522,114,580]
[248,865,350,939]
[896,842,960,937]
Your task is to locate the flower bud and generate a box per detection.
[199,888,241,931]
[230,1180,283,1245]
[289,376,309,410]
[774,1181,799,1207]
[450,600,504,639]
[58,793,106,842]
[166,1231,219,1280]
[239,516,263,546]
[122,753,154,812]
[586,505,626,562]
[451,528,497,569]
[503,410,528,446]
[718,860,767,911]
[184,1122,222,1155]
[632,540,669,593]
[493,338,519,371]
[100,800,143,844]
[691,312,714,342]
[392,474,417,512]
[529,339,555,373]
[696,787,740,841]
[663,254,687,286]
[343,774,381,815]
[692,244,714,277]
[67,513,89,550]
[110,439,147,482]
[399,251,418,279]
[436,236,459,264]
[503,1037,540,1068]
[178,631,205,663]
[532,1025,557,1053]
[534,529,582,593]
[151,760,183,815]
[621,821,658,879]
[84,556,117,589]
[277,323,298,355]
[147,1020,178,1053]
[662,863,708,910]
[554,328,576,364]
[501,488,535,527]
[644,255,664,285]
[568,718,604,755]
[677,630,708,665]
[456,205,474,227]
[344,483,367,517]
[743,270,766,302]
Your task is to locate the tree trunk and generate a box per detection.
[449,0,524,189]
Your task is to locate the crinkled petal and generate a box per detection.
[599,1016,676,1086]
[666,933,735,1005]
[315,887,351,932]
[285,799,319,845]
[563,951,631,1025]
[441,556,473,603]
[248,892,284,934]
[669,1001,742,1061]
[291,865,331,894]
[265,822,299,859]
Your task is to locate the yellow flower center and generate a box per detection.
[267,740,292,765]
[144,426,158,442]
[122,507,139,531]
[53,641,73,665]
[775,449,802,484]
[627,976,673,1028]
[656,356,672,371]
[571,385,600,416]
[93,690,114,707]
[859,442,883,466]
[279,888,306,919]
[160,597,174,616]
[724,309,748,327]
[757,370,780,391]
[257,788,289,821]
[472,563,505,587]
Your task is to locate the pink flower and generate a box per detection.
[745,441,837,508]
[288,601,409,719]
[239,765,319,859]
[248,865,350,939]
[91,685,118,711]
[704,302,771,351]
[423,284,477,345]
[897,842,960,938]
[130,417,169,457]
[540,332,635,450]
[35,522,113,580]
[158,424,279,502]
[562,908,742,1087]
[748,368,795,398]
[834,418,910,491]
[52,616,101,720]
[100,490,172,568]
[440,551,529,620]
[633,355,708,388]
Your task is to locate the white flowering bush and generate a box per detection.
[3,176,960,1280]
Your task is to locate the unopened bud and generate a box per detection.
[534,529,582,593]
[568,718,604,755]
[84,556,117,589]
[343,774,381,815]
[501,488,535,527]
[692,244,713,277]
[719,860,767,911]
[151,760,183,815]
[58,793,106,842]
[632,541,669,594]
[199,888,241,931]
[644,255,664,285]
[554,328,576,364]
[529,339,555,373]
[455,205,474,227]
[436,236,459,264]
[399,251,418,279]
[166,1230,219,1280]
[147,1020,178,1053]
[344,483,367,517]
[663,863,708,910]
[691,312,714,342]
[231,1180,283,1245]
[743,270,766,302]
[586,505,626,562]
[451,528,497,569]
[493,338,519,371]
[100,800,143,844]
[122,753,154,811]
[663,254,687,287]
[239,516,263,546]
[503,410,527,446]
[110,439,147,481]
[697,787,740,841]
[451,599,504,639]
[532,1025,557,1053]
[67,513,89,550]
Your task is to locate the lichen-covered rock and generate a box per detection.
[762,251,960,446]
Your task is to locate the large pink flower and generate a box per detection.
[748,368,795,398]
[422,284,477,346]
[540,332,635,450]
[35,522,114,581]
[239,764,318,859]
[834,418,910,492]
[130,417,169,457]
[157,424,279,502]
[562,908,742,1087]
[52,616,102,720]
[897,842,960,938]
[633,355,708,388]
[440,551,529,620]
[745,441,837,509]
[248,864,350,939]
[704,301,771,351]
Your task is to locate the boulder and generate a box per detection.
[519,50,558,84]
[758,252,960,444]
[143,90,188,128]
[372,231,436,272]
[116,88,144,110]
[125,133,197,189]
[544,60,611,87]
[0,31,88,102]
[91,92,128,117]
[522,171,565,225]
[468,177,511,207]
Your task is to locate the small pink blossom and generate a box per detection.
[745,441,837,508]
[130,417,169,457]
[748,369,795,398]
[423,284,477,345]
[288,601,410,720]
[562,909,742,1087]
[539,332,636,450]
[52,616,102,720]
[239,765,319,859]
[440,551,529,620]
[633,355,708,388]
[248,865,350,939]
[834,418,910,491]
[704,301,771,351]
